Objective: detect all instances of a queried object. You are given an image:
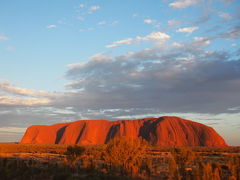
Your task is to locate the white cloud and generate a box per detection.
[177,26,199,33]
[172,42,183,47]
[221,26,240,39]
[57,18,67,25]
[111,20,119,25]
[0,95,51,106]
[106,38,132,48]
[169,0,199,8]
[98,21,106,25]
[168,19,181,27]
[89,5,100,11]
[88,6,100,14]
[132,13,139,18]
[192,36,211,47]
[228,106,240,111]
[106,31,170,48]
[0,82,64,98]
[5,46,14,51]
[143,32,170,41]
[76,16,85,21]
[0,81,67,106]
[46,25,57,29]
[79,4,85,8]
[0,35,8,41]
[218,12,232,20]
[144,19,160,28]
[144,19,155,24]
[65,46,240,116]
[79,27,95,32]
[0,127,27,133]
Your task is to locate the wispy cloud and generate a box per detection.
[144,19,155,24]
[111,20,119,25]
[46,25,57,29]
[143,19,161,28]
[192,36,211,47]
[218,12,232,20]
[0,35,8,41]
[0,95,51,106]
[177,26,199,33]
[220,25,240,39]
[172,42,183,47]
[169,0,199,8]
[79,4,85,8]
[0,81,66,106]
[98,21,106,25]
[65,45,240,114]
[0,127,26,133]
[79,27,95,32]
[5,46,14,51]
[228,106,240,111]
[106,32,170,48]
[90,6,100,11]
[76,16,85,21]
[0,82,63,98]
[106,38,134,48]
[132,13,139,18]
[88,5,100,14]
[168,19,181,27]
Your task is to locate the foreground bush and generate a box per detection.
[65,145,85,167]
[104,137,150,176]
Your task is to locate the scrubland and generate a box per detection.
[0,139,239,180]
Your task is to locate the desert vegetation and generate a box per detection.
[0,139,239,179]
[0,143,67,154]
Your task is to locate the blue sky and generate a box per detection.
[0,0,240,145]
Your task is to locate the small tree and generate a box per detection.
[171,147,197,166]
[212,167,220,180]
[228,155,240,179]
[104,137,149,176]
[202,163,212,180]
[171,147,197,179]
[65,145,85,167]
[168,155,180,179]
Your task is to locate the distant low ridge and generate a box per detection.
[20,116,227,147]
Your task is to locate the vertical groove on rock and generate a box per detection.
[75,122,86,144]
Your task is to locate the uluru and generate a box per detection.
[20,116,227,147]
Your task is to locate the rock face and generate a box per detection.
[20,116,227,147]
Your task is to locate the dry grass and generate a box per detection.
[0,143,68,154]
[0,143,239,179]
[1,143,239,154]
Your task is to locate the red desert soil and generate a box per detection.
[20,116,227,147]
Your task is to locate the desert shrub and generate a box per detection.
[202,163,213,180]
[227,155,240,179]
[65,145,86,167]
[170,147,198,179]
[171,147,197,165]
[81,146,104,170]
[0,143,67,154]
[212,167,221,180]
[103,137,149,176]
[168,155,180,179]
